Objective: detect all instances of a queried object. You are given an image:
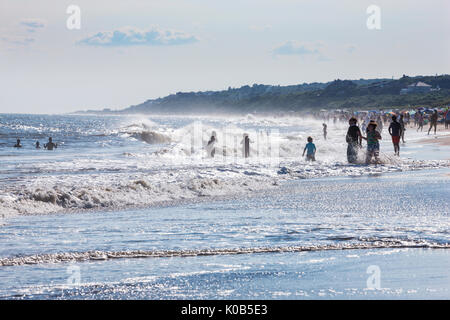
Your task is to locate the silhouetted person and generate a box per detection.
[322,123,327,140]
[44,137,57,150]
[346,117,362,163]
[389,115,402,156]
[445,109,450,129]
[206,132,217,157]
[399,114,406,143]
[417,112,424,132]
[241,133,251,158]
[35,141,40,149]
[428,110,438,135]
[14,139,22,148]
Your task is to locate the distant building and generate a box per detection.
[400,81,432,94]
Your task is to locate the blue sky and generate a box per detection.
[0,0,449,113]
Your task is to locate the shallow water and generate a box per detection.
[2,248,448,300]
[0,169,448,299]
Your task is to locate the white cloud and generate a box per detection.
[273,40,322,56]
[78,26,199,47]
[272,40,331,61]
[0,35,35,46]
[20,19,46,33]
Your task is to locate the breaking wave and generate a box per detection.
[1,238,448,267]
[1,158,449,217]
[120,122,171,144]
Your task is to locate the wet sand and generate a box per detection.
[418,131,450,146]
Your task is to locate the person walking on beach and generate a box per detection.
[302,137,316,162]
[428,110,438,135]
[362,121,382,164]
[445,109,450,129]
[414,112,419,127]
[388,115,402,156]
[417,112,424,132]
[399,114,406,143]
[322,123,327,140]
[35,141,40,149]
[13,139,22,148]
[346,117,362,163]
[241,133,251,158]
[44,137,57,150]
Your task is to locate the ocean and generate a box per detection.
[0,113,449,299]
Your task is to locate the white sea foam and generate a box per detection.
[1,115,449,217]
[0,238,447,267]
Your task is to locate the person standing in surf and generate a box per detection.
[240,133,251,158]
[362,121,382,164]
[206,131,217,158]
[346,117,362,163]
[322,123,327,140]
[388,115,402,156]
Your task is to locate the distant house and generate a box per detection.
[400,81,432,94]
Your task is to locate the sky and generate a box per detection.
[0,0,449,114]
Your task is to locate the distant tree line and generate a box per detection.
[85,75,450,115]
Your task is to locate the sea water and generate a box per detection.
[0,113,449,299]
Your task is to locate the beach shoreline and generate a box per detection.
[418,132,450,146]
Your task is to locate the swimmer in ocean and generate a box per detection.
[44,137,57,150]
[14,139,22,148]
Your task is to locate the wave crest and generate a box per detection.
[1,238,448,267]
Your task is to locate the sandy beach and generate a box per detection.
[419,132,450,146]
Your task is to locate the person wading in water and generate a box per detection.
[346,117,362,163]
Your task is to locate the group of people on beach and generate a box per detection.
[203,108,447,164]
[306,114,416,164]
[305,116,383,165]
[13,137,57,150]
[346,115,405,164]
[305,109,448,164]
[308,107,450,164]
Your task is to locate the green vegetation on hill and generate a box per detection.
[98,75,450,114]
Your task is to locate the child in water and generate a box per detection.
[362,121,382,164]
[302,136,316,161]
